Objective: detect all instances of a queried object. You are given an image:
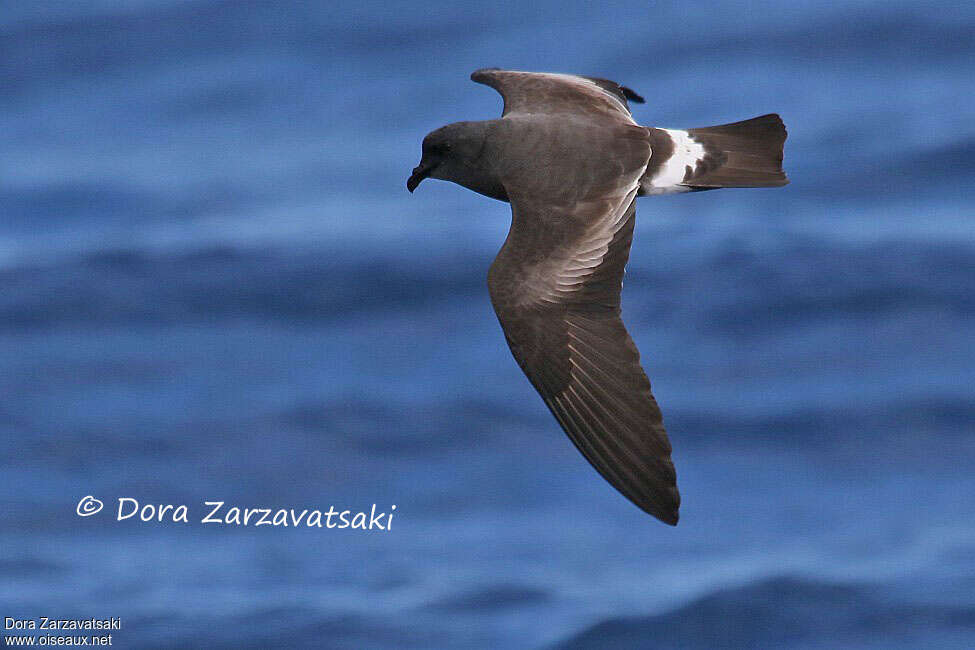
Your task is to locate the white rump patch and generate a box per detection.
[649,129,706,191]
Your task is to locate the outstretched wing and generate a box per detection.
[471,68,642,122]
[488,185,680,524]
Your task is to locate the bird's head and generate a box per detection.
[407,122,495,195]
[407,127,451,193]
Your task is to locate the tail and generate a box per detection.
[639,114,788,195]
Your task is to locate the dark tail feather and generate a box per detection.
[684,113,789,188]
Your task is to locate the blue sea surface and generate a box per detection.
[2,1,975,648]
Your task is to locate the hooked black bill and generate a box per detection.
[407,162,434,193]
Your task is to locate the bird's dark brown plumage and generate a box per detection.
[410,69,789,525]
[473,69,680,524]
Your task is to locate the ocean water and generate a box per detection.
[2,1,975,647]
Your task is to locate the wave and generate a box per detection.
[555,575,975,650]
[420,584,551,613]
[2,237,971,333]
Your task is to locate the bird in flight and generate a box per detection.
[408,69,788,525]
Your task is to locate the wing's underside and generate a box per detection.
[488,193,680,525]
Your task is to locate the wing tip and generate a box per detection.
[620,85,645,104]
[619,479,680,525]
[646,495,680,526]
[659,509,680,526]
[471,67,502,83]
[636,481,681,525]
